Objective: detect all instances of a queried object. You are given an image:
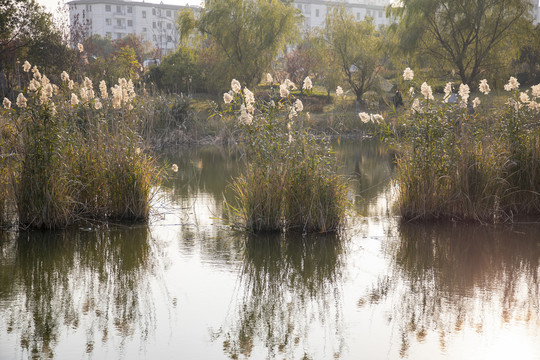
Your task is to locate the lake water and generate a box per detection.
[1,139,539,360]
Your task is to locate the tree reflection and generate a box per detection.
[0,226,154,359]
[334,138,394,216]
[219,233,346,359]
[161,145,243,201]
[359,223,540,358]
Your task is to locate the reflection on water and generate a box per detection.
[0,227,154,359]
[1,139,539,360]
[218,233,346,359]
[336,138,395,217]
[360,223,540,358]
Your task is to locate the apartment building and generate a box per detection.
[292,0,391,31]
[67,0,198,57]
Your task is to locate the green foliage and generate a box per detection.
[83,34,115,59]
[179,0,300,91]
[111,46,141,81]
[145,48,202,93]
[321,7,386,102]
[112,33,152,63]
[88,45,141,85]
[307,36,343,97]
[388,0,532,86]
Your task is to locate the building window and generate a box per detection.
[367,10,371,16]
[105,5,111,11]
[106,18,111,25]
[117,19,122,26]
[142,10,146,18]
[167,35,172,42]
[117,33,122,39]
[127,6,132,13]
[166,10,171,17]
[315,9,319,17]
[356,12,360,20]
[153,35,157,41]
[128,20,133,27]
[116,5,121,13]
[106,32,111,38]
[153,21,156,28]
[378,10,382,18]
[86,4,91,11]
[166,23,171,29]
[152,8,156,15]
[142,27,147,32]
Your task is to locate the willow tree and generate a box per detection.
[322,7,386,102]
[388,0,532,86]
[177,0,299,91]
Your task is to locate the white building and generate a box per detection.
[67,0,198,57]
[292,0,391,31]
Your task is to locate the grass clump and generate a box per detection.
[0,62,161,229]
[381,74,539,223]
[222,79,349,233]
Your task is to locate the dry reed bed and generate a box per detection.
[0,62,161,229]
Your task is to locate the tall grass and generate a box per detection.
[222,79,349,233]
[1,62,161,229]
[384,76,539,223]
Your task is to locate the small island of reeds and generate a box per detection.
[0,58,161,229]
[377,70,539,223]
[221,78,349,234]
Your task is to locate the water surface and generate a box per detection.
[1,139,539,359]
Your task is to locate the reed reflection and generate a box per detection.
[0,227,154,359]
[162,145,242,200]
[360,223,540,358]
[334,138,394,216]
[219,233,346,359]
